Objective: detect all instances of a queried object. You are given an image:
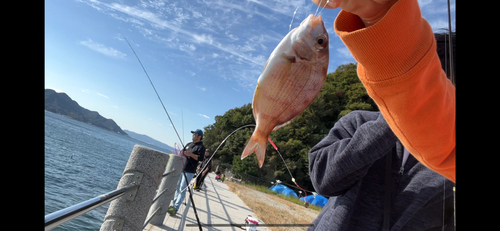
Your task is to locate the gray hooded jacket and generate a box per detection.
[308,111,454,231]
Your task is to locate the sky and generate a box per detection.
[45,0,455,148]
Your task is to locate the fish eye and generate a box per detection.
[315,34,328,50]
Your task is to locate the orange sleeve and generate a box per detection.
[334,0,456,182]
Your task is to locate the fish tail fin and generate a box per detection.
[241,134,267,168]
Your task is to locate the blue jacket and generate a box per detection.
[308,111,454,230]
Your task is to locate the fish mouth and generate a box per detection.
[308,14,323,28]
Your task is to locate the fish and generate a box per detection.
[241,14,329,167]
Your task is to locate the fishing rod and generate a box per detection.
[124,38,185,149]
[444,1,455,229]
[124,37,202,231]
[446,0,455,86]
[188,123,310,200]
[179,124,257,193]
[124,37,310,214]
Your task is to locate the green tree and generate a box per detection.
[203,63,378,192]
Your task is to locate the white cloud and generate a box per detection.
[418,0,434,7]
[198,114,210,119]
[179,43,196,52]
[336,47,352,58]
[76,0,315,90]
[167,111,178,116]
[80,39,126,59]
[81,89,110,99]
[192,10,203,18]
[225,31,239,41]
[192,34,214,45]
[79,0,268,66]
[97,93,109,99]
[428,19,450,31]
[246,0,310,17]
[209,0,277,21]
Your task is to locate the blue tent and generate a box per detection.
[300,194,328,208]
[269,184,298,198]
[300,195,315,203]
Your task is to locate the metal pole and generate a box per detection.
[44,184,137,231]
[447,0,455,85]
[183,170,203,231]
[143,207,161,230]
[100,145,169,231]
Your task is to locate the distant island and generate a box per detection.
[45,89,129,137]
[124,130,176,153]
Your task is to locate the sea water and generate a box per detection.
[44,110,171,230]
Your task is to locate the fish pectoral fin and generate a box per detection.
[272,117,296,132]
[285,55,296,63]
[281,51,297,63]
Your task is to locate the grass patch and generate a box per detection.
[236,181,323,212]
[227,181,320,231]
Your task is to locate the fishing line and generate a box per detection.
[124,37,202,231]
[182,124,309,199]
[314,0,323,16]
[124,37,186,149]
[314,0,330,17]
[268,138,293,179]
[280,181,315,194]
[267,137,308,198]
[176,123,311,200]
[317,0,330,16]
[289,6,300,32]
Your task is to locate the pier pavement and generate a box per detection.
[144,172,269,231]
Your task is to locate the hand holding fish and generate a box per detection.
[311,0,398,27]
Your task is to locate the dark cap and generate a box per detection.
[191,129,203,137]
[205,149,211,153]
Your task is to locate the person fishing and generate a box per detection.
[168,129,206,216]
[194,148,212,191]
[310,0,456,183]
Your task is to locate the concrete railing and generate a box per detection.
[45,145,184,231]
[147,154,184,226]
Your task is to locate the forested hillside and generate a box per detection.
[203,63,378,191]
